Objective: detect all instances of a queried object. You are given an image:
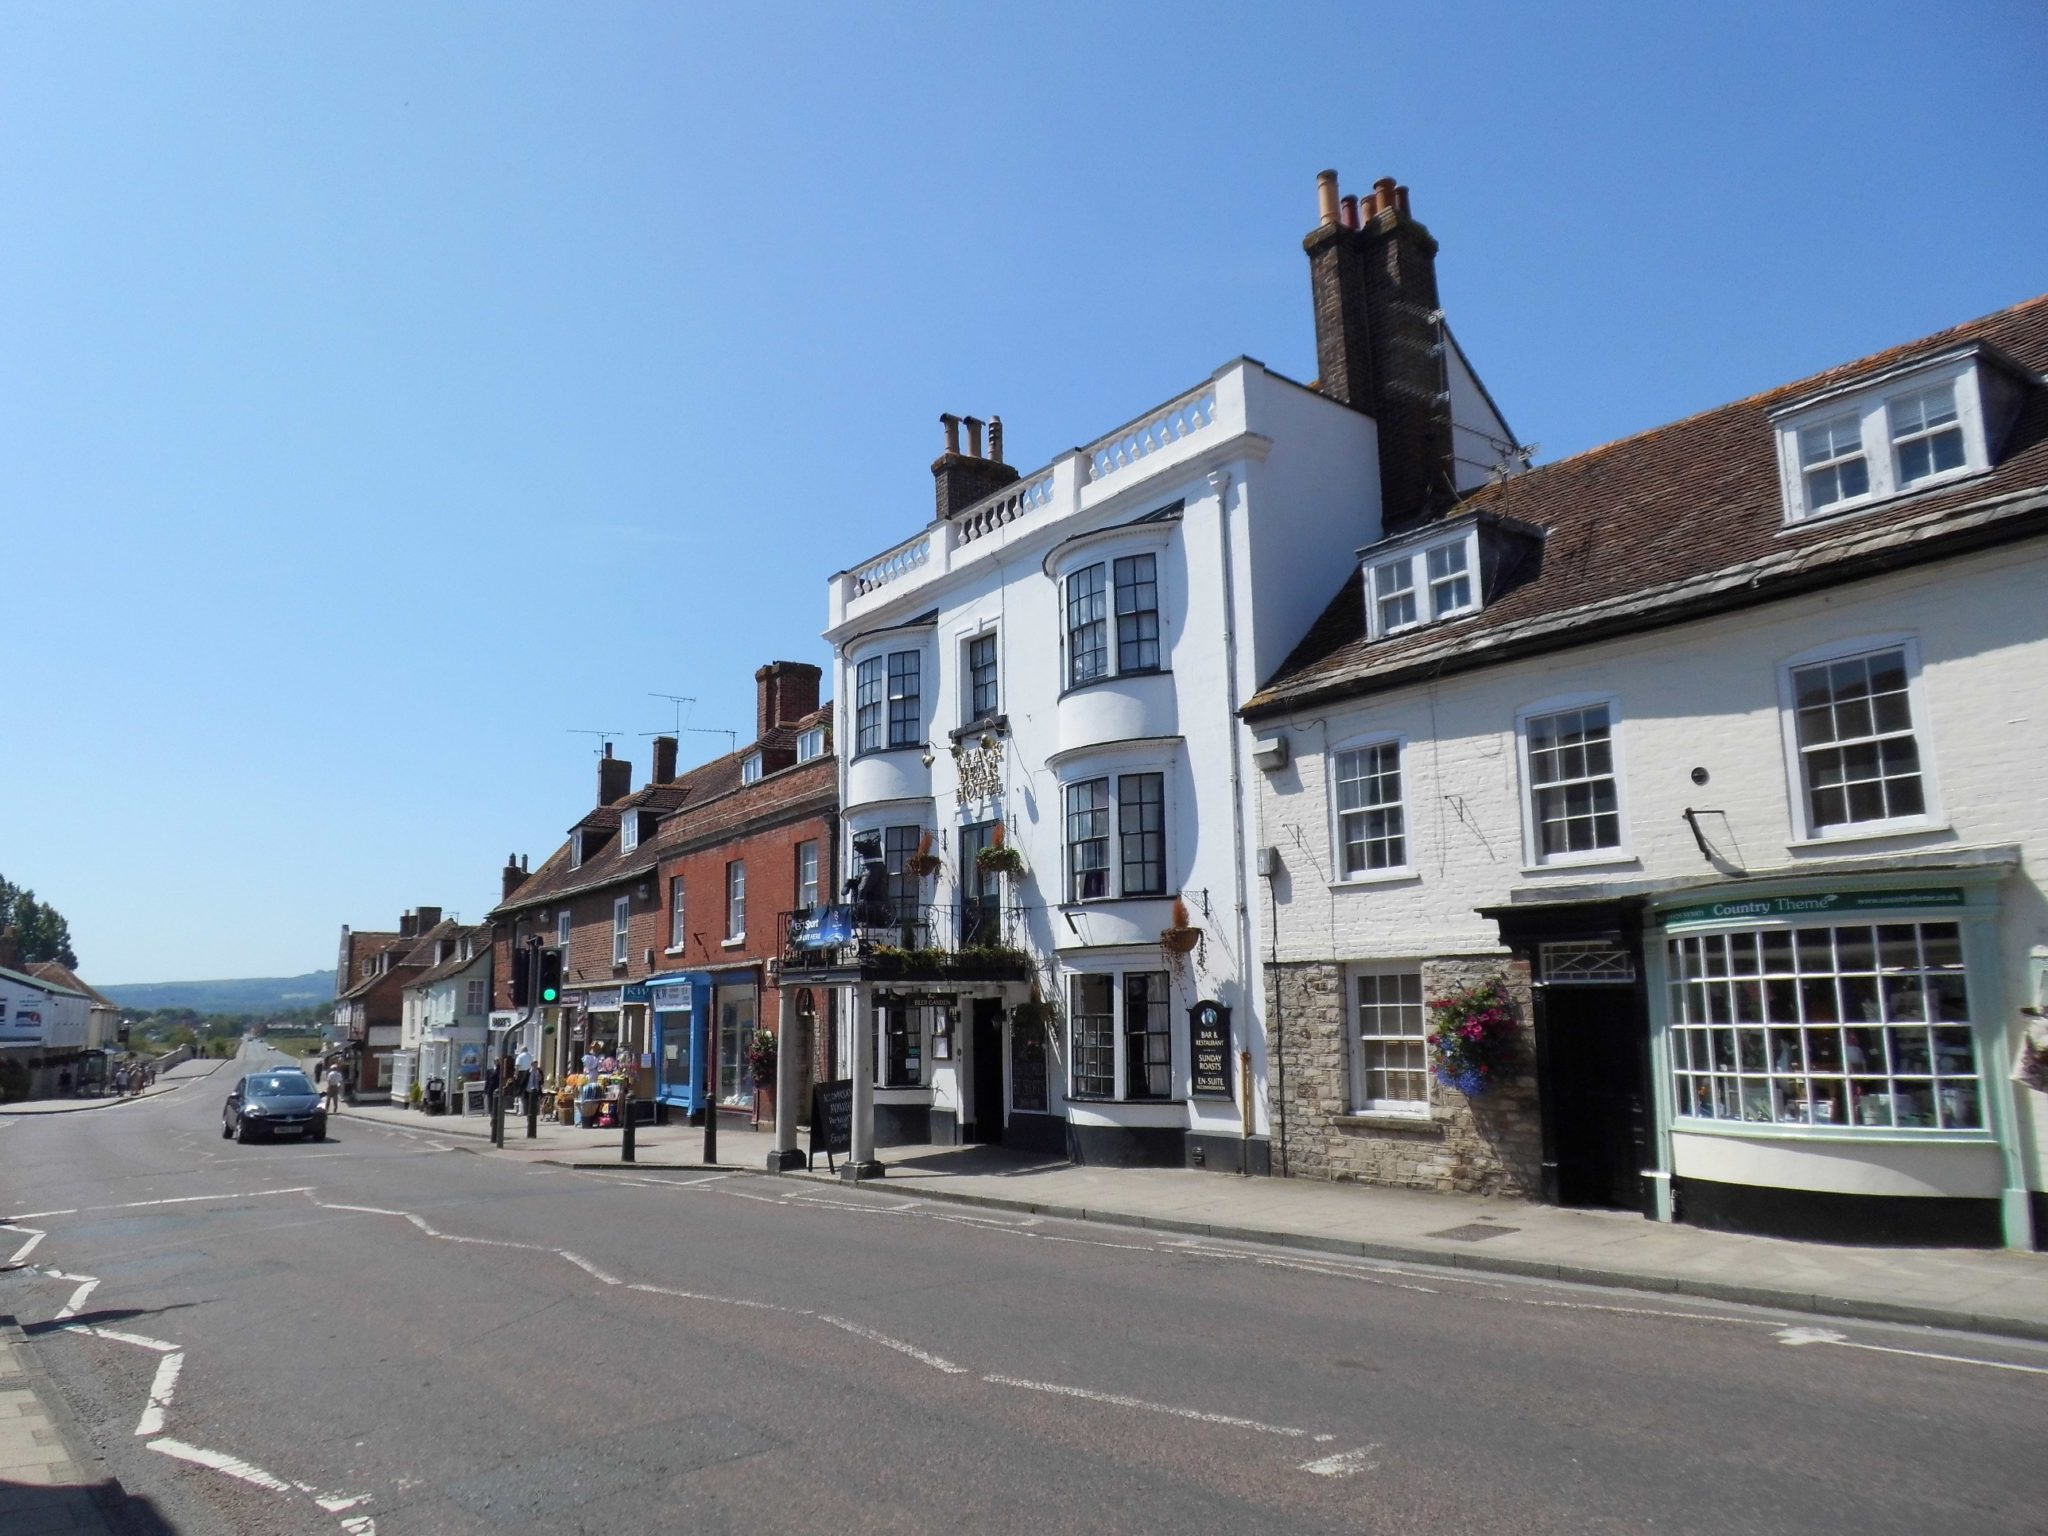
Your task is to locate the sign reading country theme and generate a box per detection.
[1189,1000,1233,1099]
[1662,888,1967,928]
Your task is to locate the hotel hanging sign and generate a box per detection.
[1662,888,1966,929]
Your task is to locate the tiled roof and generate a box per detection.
[0,963,87,999]
[491,706,834,921]
[398,920,464,969]
[1249,293,2048,715]
[25,961,117,1009]
[405,926,488,989]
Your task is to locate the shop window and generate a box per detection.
[1667,920,1981,1130]
[1349,967,1428,1113]
[1069,972,1171,1101]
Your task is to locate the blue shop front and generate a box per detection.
[647,973,711,1122]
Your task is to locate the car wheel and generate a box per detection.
[235,1117,253,1143]
[221,1116,233,1140]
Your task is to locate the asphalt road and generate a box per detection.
[3,1039,2044,1536]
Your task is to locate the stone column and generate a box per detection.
[845,983,885,1180]
[768,986,804,1171]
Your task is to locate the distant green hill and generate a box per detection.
[100,972,337,1015]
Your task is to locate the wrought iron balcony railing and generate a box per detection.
[780,901,1033,982]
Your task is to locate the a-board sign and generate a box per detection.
[1189,1001,1233,1099]
[809,1078,854,1169]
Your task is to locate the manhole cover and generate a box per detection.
[1425,1222,1519,1242]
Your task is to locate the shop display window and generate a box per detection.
[1668,921,1980,1131]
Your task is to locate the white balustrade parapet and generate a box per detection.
[1083,383,1220,485]
[850,530,933,597]
[955,467,1057,546]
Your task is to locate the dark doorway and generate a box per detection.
[968,999,1005,1145]
[1543,984,1651,1210]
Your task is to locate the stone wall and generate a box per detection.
[1270,954,1542,1198]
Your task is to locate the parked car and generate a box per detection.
[222,1071,327,1143]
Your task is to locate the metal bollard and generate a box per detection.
[621,1098,636,1163]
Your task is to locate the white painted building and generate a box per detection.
[1246,293,2048,1248]
[395,926,491,1106]
[784,171,1513,1174]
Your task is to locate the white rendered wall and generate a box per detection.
[1256,541,2048,1198]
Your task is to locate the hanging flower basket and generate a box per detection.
[1159,896,1202,956]
[976,823,1024,877]
[907,829,943,879]
[745,1027,778,1088]
[1426,976,1520,1097]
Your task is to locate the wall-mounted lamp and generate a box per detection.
[920,743,936,768]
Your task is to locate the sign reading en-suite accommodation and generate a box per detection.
[1661,888,1966,928]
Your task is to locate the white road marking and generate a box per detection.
[820,1316,968,1374]
[147,1436,293,1491]
[52,1270,99,1319]
[1775,1324,2048,1375]
[983,1374,1316,1438]
[2,1223,48,1265]
[625,1282,801,1314]
[1300,1444,1380,1478]
[556,1250,622,1285]
[7,1207,79,1220]
[134,1351,184,1436]
[66,1325,179,1352]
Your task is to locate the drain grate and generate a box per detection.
[1425,1222,1519,1242]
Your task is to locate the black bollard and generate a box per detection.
[622,1097,636,1163]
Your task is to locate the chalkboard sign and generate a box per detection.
[808,1078,853,1170]
[1189,1001,1233,1099]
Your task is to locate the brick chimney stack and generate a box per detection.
[1305,168,1454,534]
[414,906,443,934]
[652,735,678,784]
[932,410,1020,522]
[502,854,530,901]
[598,740,633,805]
[755,661,823,738]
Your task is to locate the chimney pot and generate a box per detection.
[1316,169,1340,227]
[1394,184,1411,217]
[1360,190,1380,220]
[940,413,961,455]
[989,416,1004,464]
[1374,175,1398,211]
[963,415,985,458]
[1339,194,1359,230]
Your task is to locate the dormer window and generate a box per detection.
[1366,526,1480,640]
[1772,346,2022,525]
[571,831,586,868]
[620,814,639,853]
[741,753,763,784]
[796,726,825,763]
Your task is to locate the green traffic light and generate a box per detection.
[541,987,558,1003]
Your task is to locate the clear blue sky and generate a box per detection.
[3,3,2042,984]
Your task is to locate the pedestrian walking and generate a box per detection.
[525,1060,543,1120]
[324,1064,343,1113]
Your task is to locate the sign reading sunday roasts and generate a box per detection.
[808,1078,854,1170]
[1189,1001,1233,1099]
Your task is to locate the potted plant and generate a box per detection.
[1426,976,1521,1097]
[907,829,943,879]
[975,822,1025,878]
[1160,896,1202,956]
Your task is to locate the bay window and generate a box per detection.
[1065,773,1169,902]
[1069,970,1175,1101]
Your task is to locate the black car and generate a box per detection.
[222,1071,327,1142]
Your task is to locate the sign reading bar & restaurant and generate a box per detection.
[1189,1001,1233,1099]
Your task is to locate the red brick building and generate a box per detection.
[489,661,836,1127]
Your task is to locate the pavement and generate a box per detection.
[0,1058,223,1117]
[326,1089,2048,1345]
[0,1324,136,1535]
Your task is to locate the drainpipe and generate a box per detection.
[1210,468,1260,1172]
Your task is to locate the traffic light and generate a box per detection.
[511,944,534,1007]
[537,947,563,1006]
